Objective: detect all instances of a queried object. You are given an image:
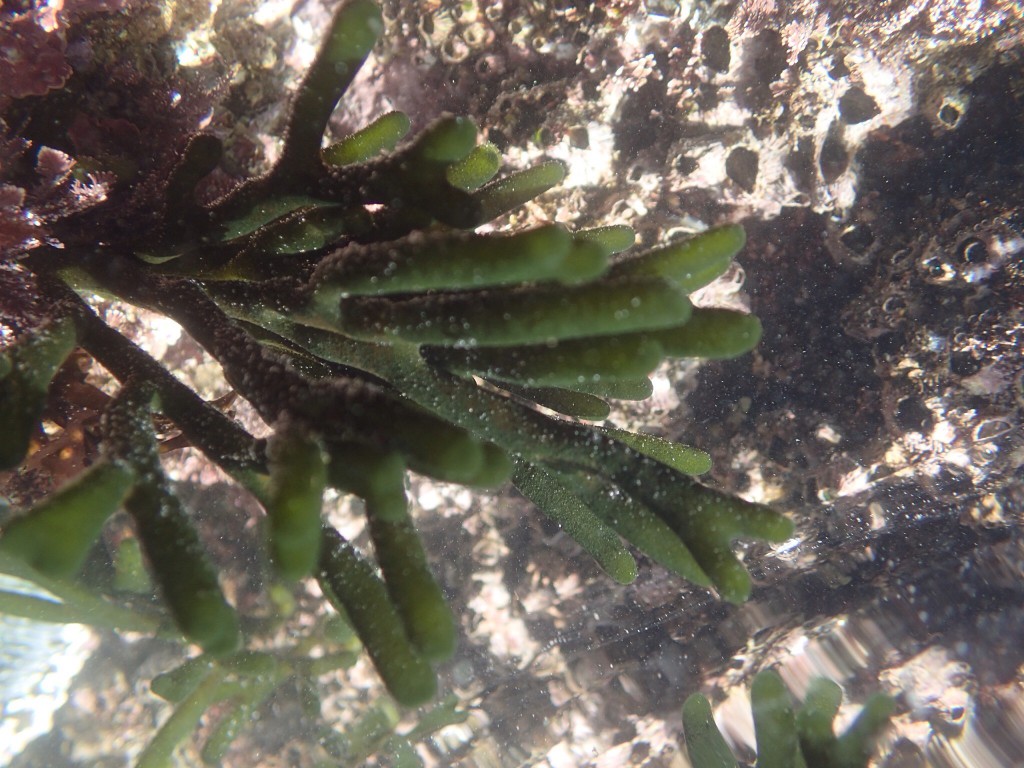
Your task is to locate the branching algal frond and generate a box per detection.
[1,0,792,759]
[682,671,893,768]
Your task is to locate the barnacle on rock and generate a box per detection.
[1,0,790,757]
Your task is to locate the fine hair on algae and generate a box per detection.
[0,1,891,765]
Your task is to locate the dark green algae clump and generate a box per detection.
[1,0,791,730]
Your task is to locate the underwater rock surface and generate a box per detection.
[2,0,1023,766]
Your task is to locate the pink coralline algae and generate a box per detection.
[0,5,73,99]
[0,130,109,259]
[0,183,37,252]
[0,1,128,101]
